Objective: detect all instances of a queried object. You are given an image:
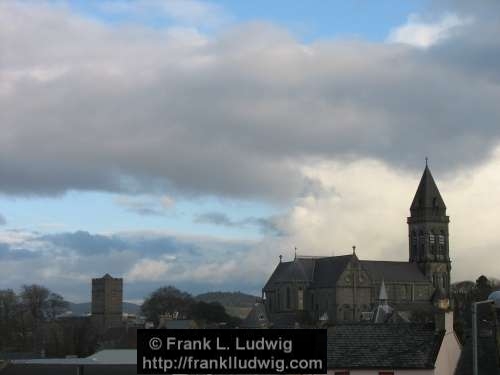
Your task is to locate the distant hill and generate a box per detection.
[67,302,141,316]
[195,291,260,307]
[195,291,260,319]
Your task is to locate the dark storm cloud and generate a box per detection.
[2,2,500,200]
[39,231,200,257]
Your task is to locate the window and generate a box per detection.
[286,287,291,309]
[297,288,304,310]
[439,234,445,245]
[429,233,435,244]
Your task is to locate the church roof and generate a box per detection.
[360,261,429,282]
[263,257,316,290]
[410,165,446,213]
[264,255,430,290]
[311,255,353,287]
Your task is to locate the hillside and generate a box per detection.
[195,291,260,319]
[67,302,141,316]
[195,291,260,307]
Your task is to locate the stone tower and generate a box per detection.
[407,163,451,296]
[91,273,123,330]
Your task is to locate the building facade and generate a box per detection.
[91,273,123,329]
[263,165,451,324]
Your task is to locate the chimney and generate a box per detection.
[435,310,454,334]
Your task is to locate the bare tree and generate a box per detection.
[0,289,19,349]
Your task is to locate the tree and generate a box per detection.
[141,286,194,325]
[45,292,69,320]
[20,284,50,324]
[189,301,230,323]
[0,289,19,349]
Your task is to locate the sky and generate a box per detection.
[1,0,500,303]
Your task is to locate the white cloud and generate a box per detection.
[126,258,172,281]
[268,151,500,283]
[387,13,473,48]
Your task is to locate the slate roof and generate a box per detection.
[264,254,430,290]
[241,303,269,328]
[327,324,444,369]
[311,256,353,287]
[263,257,316,289]
[360,260,429,282]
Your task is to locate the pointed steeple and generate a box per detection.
[410,163,446,216]
[378,279,388,301]
[373,279,393,323]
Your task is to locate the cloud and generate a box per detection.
[195,212,284,235]
[0,228,261,300]
[41,231,127,255]
[1,2,500,201]
[115,195,175,216]
[387,13,472,48]
[126,257,172,282]
[0,214,6,225]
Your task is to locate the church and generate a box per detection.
[262,164,452,324]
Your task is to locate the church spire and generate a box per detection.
[407,162,451,298]
[410,163,446,217]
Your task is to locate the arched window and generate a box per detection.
[297,288,304,310]
[419,230,425,256]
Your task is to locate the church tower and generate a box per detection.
[407,162,451,296]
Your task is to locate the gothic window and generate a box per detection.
[439,234,445,245]
[429,233,435,244]
[419,231,425,256]
[286,287,291,309]
[297,288,304,311]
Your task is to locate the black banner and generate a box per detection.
[138,328,327,374]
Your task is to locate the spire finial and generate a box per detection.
[425,157,428,167]
[294,247,297,260]
[279,254,283,263]
[352,245,356,255]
